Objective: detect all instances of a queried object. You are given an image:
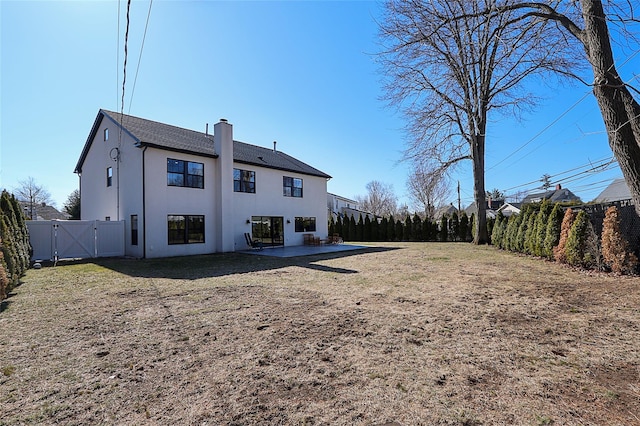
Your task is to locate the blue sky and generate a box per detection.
[1,1,634,211]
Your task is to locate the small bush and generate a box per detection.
[601,206,638,274]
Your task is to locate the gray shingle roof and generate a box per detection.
[75,109,331,179]
[594,178,632,203]
[522,187,581,204]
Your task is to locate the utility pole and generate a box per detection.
[457,181,461,212]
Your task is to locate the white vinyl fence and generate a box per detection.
[27,220,125,261]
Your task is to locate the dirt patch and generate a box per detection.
[1,243,639,425]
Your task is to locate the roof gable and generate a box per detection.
[75,110,331,179]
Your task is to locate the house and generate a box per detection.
[464,199,502,219]
[594,178,633,203]
[19,201,69,220]
[522,184,581,205]
[435,203,459,219]
[327,193,358,218]
[496,202,522,217]
[75,109,331,258]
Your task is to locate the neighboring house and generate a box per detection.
[464,199,502,219]
[496,202,522,217]
[435,203,459,219]
[522,184,581,205]
[327,193,358,218]
[75,109,331,258]
[19,201,69,220]
[594,178,633,203]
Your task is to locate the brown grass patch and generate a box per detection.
[1,243,639,425]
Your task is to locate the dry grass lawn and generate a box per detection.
[1,242,639,425]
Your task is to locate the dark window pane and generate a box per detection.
[167,159,184,173]
[188,162,203,176]
[168,215,186,244]
[167,173,184,186]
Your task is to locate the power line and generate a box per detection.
[128,0,154,114]
[501,156,615,192]
[486,91,592,173]
[116,0,121,110]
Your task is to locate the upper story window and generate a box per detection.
[104,128,109,141]
[283,176,303,198]
[167,158,204,189]
[233,168,255,193]
[107,167,113,187]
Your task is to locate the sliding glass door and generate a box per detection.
[251,216,284,247]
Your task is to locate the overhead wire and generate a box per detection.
[486,42,640,175]
[128,0,154,114]
[116,0,121,110]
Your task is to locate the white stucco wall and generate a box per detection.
[142,148,217,258]
[233,165,328,249]
[79,116,145,258]
[79,114,329,258]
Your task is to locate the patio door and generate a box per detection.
[251,216,284,247]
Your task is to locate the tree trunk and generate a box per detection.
[472,133,489,244]
[581,0,640,216]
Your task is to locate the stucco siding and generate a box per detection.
[143,148,217,258]
[233,164,328,248]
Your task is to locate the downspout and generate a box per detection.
[142,146,147,258]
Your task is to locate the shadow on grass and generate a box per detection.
[52,246,401,280]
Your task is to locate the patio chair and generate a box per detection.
[244,232,263,250]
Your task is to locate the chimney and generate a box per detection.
[205,123,209,136]
[273,141,277,152]
[555,184,562,190]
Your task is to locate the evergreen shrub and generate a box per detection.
[601,206,638,274]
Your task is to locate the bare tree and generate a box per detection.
[355,181,398,217]
[14,177,53,219]
[378,0,578,243]
[407,161,451,219]
[477,1,640,216]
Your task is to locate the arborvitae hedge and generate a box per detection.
[395,218,404,241]
[439,215,448,242]
[363,216,372,242]
[524,212,537,255]
[459,212,469,242]
[601,206,638,274]
[0,190,31,300]
[450,212,460,242]
[371,216,379,242]
[380,217,388,242]
[412,214,422,241]
[565,210,596,268]
[543,203,564,259]
[349,215,357,241]
[554,208,575,264]
[491,211,506,248]
[533,200,552,257]
[388,215,396,242]
[504,212,522,251]
[0,240,8,301]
